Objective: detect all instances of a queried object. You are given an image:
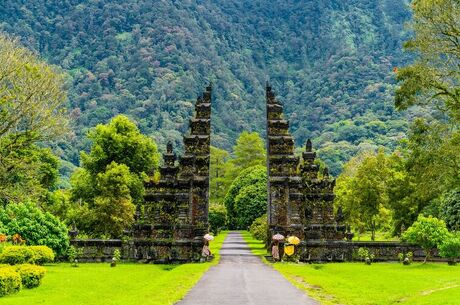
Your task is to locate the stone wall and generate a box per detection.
[71,238,444,263]
[70,239,123,263]
[70,238,204,263]
[299,240,442,262]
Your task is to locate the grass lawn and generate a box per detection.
[241,231,460,305]
[352,231,399,242]
[0,232,228,305]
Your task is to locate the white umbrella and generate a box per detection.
[272,233,285,241]
[204,234,214,241]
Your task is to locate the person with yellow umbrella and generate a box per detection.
[284,236,301,262]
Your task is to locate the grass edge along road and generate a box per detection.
[241,231,460,305]
[0,231,228,305]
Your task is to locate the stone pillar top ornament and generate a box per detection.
[323,167,329,178]
[306,139,312,152]
[166,141,173,154]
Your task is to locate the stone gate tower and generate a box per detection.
[130,85,212,263]
[266,83,345,247]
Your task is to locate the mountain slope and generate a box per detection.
[0,0,412,174]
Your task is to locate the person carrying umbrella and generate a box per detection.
[202,234,214,261]
[271,233,284,262]
[284,236,301,263]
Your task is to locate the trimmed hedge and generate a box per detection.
[15,264,46,289]
[30,246,55,265]
[0,246,54,265]
[250,214,267,241]
[0,246,34,265]
[0,267,21,297]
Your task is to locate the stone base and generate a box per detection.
[298,240,442,262]
[71,238,204,263]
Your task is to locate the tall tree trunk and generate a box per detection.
[371,220,375,241]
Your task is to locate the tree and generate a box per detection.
[405,120,460,203]
[70,115,159,237]
[390,120,460,232]
[0,202,69,256]
[72,114,159,205]
[209,146,230,203]
[385,151,420,236]
[0,146,60,204]
[209,132,267,206]
[440,189,460,231]
[81,115,160,177]
[224,165,267,229]
[234,182,267,229]
[231,132,266,171]
[402,215,451,263]
[395,0,460,122]
[335,149,391,240]
[0,34,68,204]
[394,0,460,231]
[0,34,68,147]
[91,162,136,237]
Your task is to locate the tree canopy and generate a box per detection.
[0,34,68,204]
[224,165,267,229]
[68,115,160,237]
[395,0,460,121]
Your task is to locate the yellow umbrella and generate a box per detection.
[287,236,300,245]
[284,245,295,256]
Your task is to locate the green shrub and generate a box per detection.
[0,202,69,256]
[66,246,83,267]
[15,264,46,289]
[113,249,121,261]
[224,165,267,229]
[0,267,21,296]
[0,242,11,255]
[402,215,451,262]
[30,246,54,265]
[0,246,34,265]
[440,189,460,231]
[209,204,227,235]
[439,235,460,265]
[398,251,413,265]
[357,247,375,264]
[250,214,267,241]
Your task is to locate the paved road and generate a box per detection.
[177,231,318,305]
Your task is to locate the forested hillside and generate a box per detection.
[0,0,412,175]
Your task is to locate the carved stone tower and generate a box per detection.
[266,83,344,244]
[266,83,304,239]
[301,139,345,240]
[132,84,212,262]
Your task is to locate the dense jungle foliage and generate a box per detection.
[0,0,412,176]
[3,0,458,243]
